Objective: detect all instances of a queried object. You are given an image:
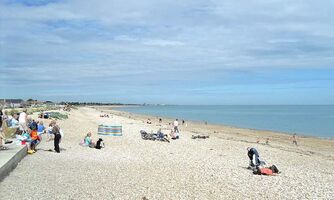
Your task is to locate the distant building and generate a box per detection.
[0,99,25,108]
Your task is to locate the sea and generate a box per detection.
[114,105,334,139]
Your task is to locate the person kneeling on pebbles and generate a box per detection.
[247,147,264,169]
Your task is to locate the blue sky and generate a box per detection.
[1,0,334,104]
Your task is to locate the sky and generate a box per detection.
[1,0,334,105]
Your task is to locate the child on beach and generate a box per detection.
[37,121,45,140]
[47,123,54,141]
[81,132,95,148]
[21,131,35,154]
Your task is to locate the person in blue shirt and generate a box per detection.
[37,121,45,135]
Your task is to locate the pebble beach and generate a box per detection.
[0,106,333,200]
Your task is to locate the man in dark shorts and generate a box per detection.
[247,147,261,168]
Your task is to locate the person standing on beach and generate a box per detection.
[51,120,61,153]
[292,134,298,146]
[18,109,28,131]
[173,119,179,136]
[0,109,3,129]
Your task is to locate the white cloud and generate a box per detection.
[1,0,334,103]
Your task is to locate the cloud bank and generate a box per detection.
[1,0,334,104]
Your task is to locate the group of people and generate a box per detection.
[0,109,63,153]
[247,147,280,175]
[80,132,104,149]
[146,118,182,140]
[100,114,110,118]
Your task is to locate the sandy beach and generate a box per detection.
[0,106,333,199]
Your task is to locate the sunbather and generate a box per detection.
[81,132,95,148]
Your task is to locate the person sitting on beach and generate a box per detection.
[9,113,19,128]
[147,119,152,124]
[81,132,95,148]
[247,147,262,168]
[265,138,270,145]
[170,129,177,140]
[22,130,35,154]
[95,138,104,149]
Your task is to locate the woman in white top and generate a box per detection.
[18,109,28,131]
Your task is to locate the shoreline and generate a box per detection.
[91,105,333,141]
[92,105,334,161]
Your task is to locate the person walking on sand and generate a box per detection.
[173,119,179,132]
[292,133,298,146]
[51,120,61,153]
[173,119,179,138]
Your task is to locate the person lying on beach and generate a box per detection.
[95,138,104,149]
[253,165,280,176]
[191,135,209,139]
[147,119,152,124]
[247,147,263,168]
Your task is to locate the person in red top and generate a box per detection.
[29,119,40,152]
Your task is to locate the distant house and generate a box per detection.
[0,99,25,108]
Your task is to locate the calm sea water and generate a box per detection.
[114,105,334,138]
